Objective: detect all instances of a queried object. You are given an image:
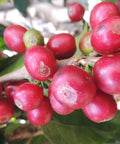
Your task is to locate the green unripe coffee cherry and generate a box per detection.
[23,29,44,48]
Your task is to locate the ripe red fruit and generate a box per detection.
[25,45,57,81]
[27,96,53,126]
[0,83,2,96]
[13,83,44,111]
[49,93,74,115]
[90,2,120,29]
[5,80,27,104]
[4,25,27,53]
[79,31,93,55]
[91,16,120,55]
[93,53,120,95]
[68,2,85,22]
[49,65,96,110]
[82,89,117,123]
[0,97,14,124]
[46,33,76,60]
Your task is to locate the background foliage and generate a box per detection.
[0,0,120,144]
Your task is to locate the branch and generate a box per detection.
[0,55,100,83]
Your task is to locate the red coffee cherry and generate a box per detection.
[46,33,76,60]
[27,96,53,126]
[93,53,120,95]
[49,93,74,115]
[82,89,117,123]
[91,16,120,55]
[0,97,14,124]
[49,65,96,110]
[90,1,120,29]
[25,45,57,81]
[13,83,44,111]
[5,80,27,104]
[68,2,85,22]
[4,25,27,53]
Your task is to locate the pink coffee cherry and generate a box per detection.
[4,25,27,53]
[68,2,85,22]
[82,89,117,123]
[27,96,53,126]
[46,33,76,60]
[49,65,96,110]
[24,45,57,81]
[13,83,44,111]
[5,80,27,104]
[0,97,14,124]
[90,1,120,29]
[49,93,74,115]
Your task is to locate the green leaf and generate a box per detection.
[0,0,8,5]
[4,123,21,136]
[101,0,117,3]
[0,37,9,51]
[0,130,8,144]
[42,110,120,144]
[0,24,6,37]
[14,0,29,16]
[38,0,52,3]
[30,135,53,144]
[10,138,28,144]
[0,54,24,76]
[74,21,89,56]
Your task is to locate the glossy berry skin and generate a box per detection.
[25,45,57,81]
[49,65,96,110]
[82,90,117,123]
[49,92,74,115]
[0,83,2,96]
[27,97,53,126]
[4,25,27,53]
[13,83,44,111]
[91,17,120,55]
[79,31,93,55]
[5,80,27,104]
[90,2,120,29]
[46,33,76,60]
[68,2,85,22]
[0,97,14,124]
[93,53,120,95]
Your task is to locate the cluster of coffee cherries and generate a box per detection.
[0,1,120,126]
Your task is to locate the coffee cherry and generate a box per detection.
[68,2,85,22]
[49,93,74,115]
[46,33,76,60]
[82,89,117,123]
[90,1,120,29]
[0,97,14,124]
[79,31,93,55]
[4,25,27,53]
[25,45,57,81]
[0,83,2,96]
[27,96,53,126]
[49,65,96,110]
[13,83,44,111]
[91,16,120,55]
[93,53,120,95]
[23,29,44,48]
[5,80,27,104]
